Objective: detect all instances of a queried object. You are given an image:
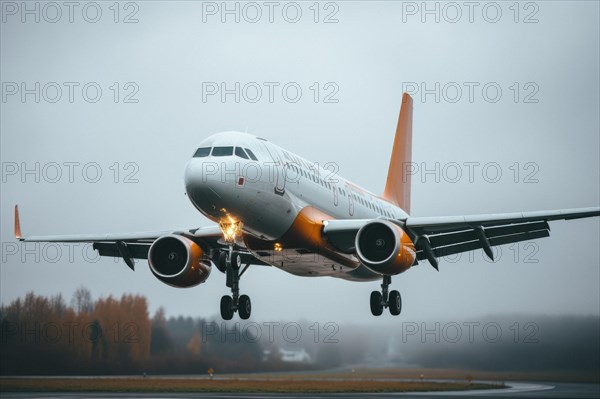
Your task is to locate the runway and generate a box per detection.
[1,381,599,399]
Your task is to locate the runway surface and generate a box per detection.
[1,381,599,399]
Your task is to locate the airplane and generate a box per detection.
[14,93,600,320]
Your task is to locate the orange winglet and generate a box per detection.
[382,93,413,214]
[14,205,22,240]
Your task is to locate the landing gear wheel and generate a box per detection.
[216,251,228,273]
[370,291,384,316]
[389,290,402,316]
[220,295,234,320]
[230,251,241,271]
[238,294,251,320]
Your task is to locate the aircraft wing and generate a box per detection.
[405,207,599,265]
[323,207,600,268]
[13,205,267,270]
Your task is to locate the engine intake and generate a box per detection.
[355,220,415,275]
[148,234,211,287]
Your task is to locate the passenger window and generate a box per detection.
[235,147,249,159]
[194,147,211,157]
[212,146,234,157]
[245,148,258,161]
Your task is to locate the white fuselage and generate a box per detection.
[184,131,408,281]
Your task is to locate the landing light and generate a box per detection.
[274,243,283,252]
[219,215,243,243]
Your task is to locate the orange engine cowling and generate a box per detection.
[148,234,211,288]
[355,220,416,275]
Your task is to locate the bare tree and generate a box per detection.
[71,286,93,314]
[50,293,67,315]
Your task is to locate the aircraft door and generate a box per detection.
[260,141,286,195]
[333,185,339,207]
[346,184,354,216]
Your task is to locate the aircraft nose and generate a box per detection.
[184,159,222,211]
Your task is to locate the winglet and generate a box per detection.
[382,93,413,214]
[14,205,23,240]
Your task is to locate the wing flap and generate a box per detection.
[419,228,550,260]
[428,221,550,248]
[93,242,150,259]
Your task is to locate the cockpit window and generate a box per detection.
[245,148,258,161]
[235,147,249,159]
[212,146,234,157]
[194,147,211,157]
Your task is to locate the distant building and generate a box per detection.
[279,348,312,363]
[262,347,312,363]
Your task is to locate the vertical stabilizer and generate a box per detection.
[382,93,413,214]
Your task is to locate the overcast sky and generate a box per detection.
[1,1,598,324]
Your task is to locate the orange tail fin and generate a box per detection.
[382,93,413,214]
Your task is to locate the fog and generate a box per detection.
[2,290,598,375]
[1,2,599,329]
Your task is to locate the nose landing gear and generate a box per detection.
[217,216,252,320]
[370,275,402,316]
[217,246,252,320]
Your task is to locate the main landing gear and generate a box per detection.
[370,275,402,316]
[217,246,251,320]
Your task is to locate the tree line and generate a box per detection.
[0,288,317,375]
[5,289,589,376]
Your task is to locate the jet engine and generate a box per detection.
[355,220,416,275]
[148,234,211,287]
